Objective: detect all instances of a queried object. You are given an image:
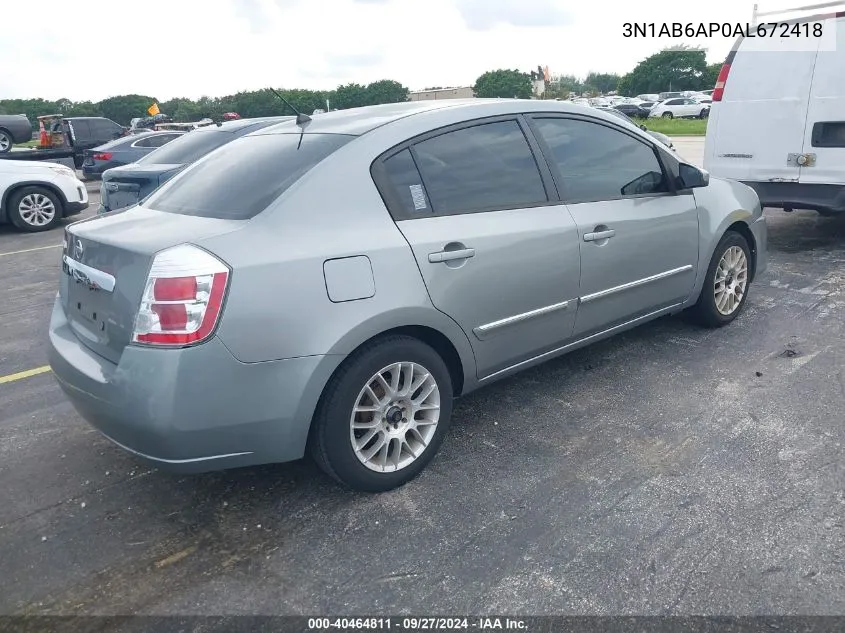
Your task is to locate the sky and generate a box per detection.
[0,0,822,102]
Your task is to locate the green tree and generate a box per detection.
[617,48,710,96]
[585,72,620,94]
[97,94,158,125]
[331,83,369,109]
[473,69,532,99]
[363,80,409,105]
[702,63,721,90]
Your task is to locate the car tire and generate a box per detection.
[7,186,63,232]
[688,231,752,328]
[699,109,709,119]
[309,335,454,492]
[662,112,673,119]
[0,129,13,153]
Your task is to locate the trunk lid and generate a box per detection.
[100,163,183,212]
[61,207,243,363]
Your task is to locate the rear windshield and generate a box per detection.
[137,129,238,165]
[142,133,354,219]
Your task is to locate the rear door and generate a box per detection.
[800,16,845,186]
[373,116,582,379]
[528,115,699,338]
[706,33,820,182]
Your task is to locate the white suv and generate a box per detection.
[0,160,88,232]
[649,98,710,120]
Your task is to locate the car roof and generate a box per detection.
[250,99,648,139]
[191,116,296,134]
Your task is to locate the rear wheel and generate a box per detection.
[0,129,12,153]
[662,112,673,119]
[309,335,454,492]
[688,231,751,327]
[699,109,709,119]
[7,186,62,232]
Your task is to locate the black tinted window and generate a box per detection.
[134,133,180,148]
[143,133,353,219]
[533,118,669,202]
[411,120,547,215]
[382,149,432,216]
[138,129,237,165]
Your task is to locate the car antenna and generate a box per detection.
[267,88,311,125]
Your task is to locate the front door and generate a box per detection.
[373,118,582,379]
[529,115,700,337]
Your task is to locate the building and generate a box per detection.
[409,86,475,101]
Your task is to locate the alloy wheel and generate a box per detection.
[18,193,57,227]
[350,362,441,473]
[714,246,748,316]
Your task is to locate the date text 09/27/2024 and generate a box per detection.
[623,22,824,38]
[307,617,527,630]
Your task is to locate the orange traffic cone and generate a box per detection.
[39,125,49,148]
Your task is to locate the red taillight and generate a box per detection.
[132,245,230,347]
[154,276,197,301]
[712,63,731,102]
[92,152,113,161]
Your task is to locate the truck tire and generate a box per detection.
[0,129,12,153]
[7,186,63,232]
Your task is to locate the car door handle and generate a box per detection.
[583,229,616,242]
[428,248,475,263]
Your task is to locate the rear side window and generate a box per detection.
[142,133,353,219]
[138,130,236,165]
[382,149,432,216]
[532,117,669,202]
[410,120,547,215]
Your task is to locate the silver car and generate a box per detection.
[49,99,767,492]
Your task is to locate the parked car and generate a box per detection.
[0,115,127,168]
[637,94,660,102]
[0,114,33,153]
[692,95,713,105]
[81,131,184,180]
[699,89,715,97]
[613,103,652,119]
[50,99,767,492]
[659,91,684,100]
[650,98,710,119]
[98,116,295,214]
[603,108,675,150]
[0,159,88,232]
[705,12,845,215]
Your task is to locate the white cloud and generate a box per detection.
[0,0,785,102]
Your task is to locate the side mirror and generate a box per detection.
[678,163,709,189]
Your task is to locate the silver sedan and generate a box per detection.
[49,99,767,492]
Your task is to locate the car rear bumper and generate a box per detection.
[47,297,343,473]
[742,181,845,214]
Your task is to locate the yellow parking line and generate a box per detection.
[0,244,61,258]
[0,366,52,384]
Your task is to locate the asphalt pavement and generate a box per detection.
[2,141,845,616]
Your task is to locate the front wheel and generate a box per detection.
[309,335,454,492]
[699,109,709,119]
[7,186,63,232]
[662,112,673,119]
[688,231,751,327]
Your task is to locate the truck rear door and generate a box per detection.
[800,15,845,186]
[705,33,820,183]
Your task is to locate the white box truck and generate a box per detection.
[704,9,845,215]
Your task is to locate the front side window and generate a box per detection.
[410,120,548,215]
[142,132,353,220]
[532,117,669,203]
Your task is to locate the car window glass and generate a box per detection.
[382,148,432,217]
[411,120,547,215]
[142,133,353,220]
[69,120,91,139]
[532,118,669,202]
[138,129,235,165]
